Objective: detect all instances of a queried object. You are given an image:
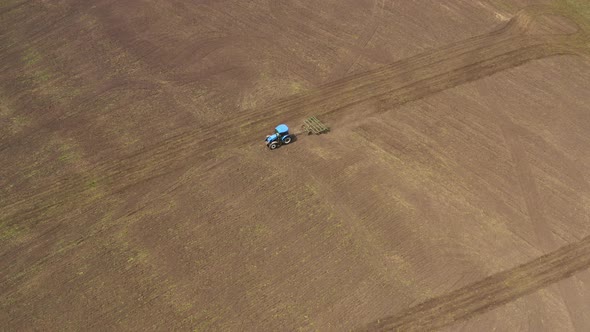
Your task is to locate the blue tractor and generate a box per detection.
[265,124,293,150]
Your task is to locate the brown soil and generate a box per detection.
[2,0,590,331]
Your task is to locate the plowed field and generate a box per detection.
[2,0,590,331]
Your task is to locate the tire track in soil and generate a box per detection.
[361,8,588,328]
[497,113,587,330]
[0,0,33,17]
[360,235,590,331]
[323,0,383,82]
[0,158,222,290]
[0,21,564,223]
[1,8,580,230]
[268,0,391,80]
[500,122,556,250]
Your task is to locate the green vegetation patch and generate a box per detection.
[563,0,590,18]
[22,49,42,67]
[554,0,590,32]
[21,49,52,82]
[0,91,31,134]
[56,140,84,164]
[0,222,23,241]
[5,114,31,135]
[553,0,590,53]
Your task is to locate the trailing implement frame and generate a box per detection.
[302,116,330,135]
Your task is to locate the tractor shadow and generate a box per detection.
[289,133,300,143]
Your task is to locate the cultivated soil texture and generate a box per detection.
[2,0,590,331]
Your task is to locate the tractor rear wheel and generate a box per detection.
[283,137,292,144]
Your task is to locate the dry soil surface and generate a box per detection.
[2,0,590,331]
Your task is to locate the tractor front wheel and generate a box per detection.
[269,142,279,150]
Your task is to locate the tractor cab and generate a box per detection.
[275,124,289,137]
[265,124,293,150]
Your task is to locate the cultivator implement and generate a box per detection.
[302,116,330,135]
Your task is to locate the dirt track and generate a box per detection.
[0,7,579,226]
[2,0,590,331]
[363,235,590,331]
